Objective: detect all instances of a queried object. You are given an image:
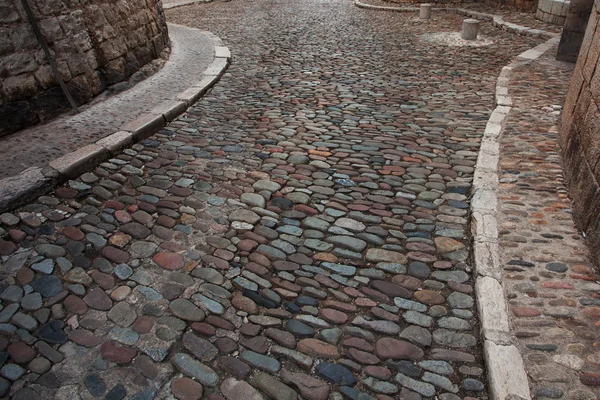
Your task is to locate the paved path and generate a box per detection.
[0,0,557,399]
[499,49,600,399]
[0,24,214,180]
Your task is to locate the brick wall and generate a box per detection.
[0,0,170,136]
[560,0,600,262]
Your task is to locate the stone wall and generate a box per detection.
[536,0,570,25]
[560,0,600,261]
[0,0,170,136]
[485,0,538,12]
[557,0,595,62]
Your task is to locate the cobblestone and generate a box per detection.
[0,0,569,398]
[498,49,600,398]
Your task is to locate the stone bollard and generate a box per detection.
[461,18,479,40]
[419,3,432,20]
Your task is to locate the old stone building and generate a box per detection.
[0,0,170,136]
[560,0,600,260]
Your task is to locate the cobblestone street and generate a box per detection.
[0,0,584,399]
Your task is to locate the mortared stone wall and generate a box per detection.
[560,0,600,262]
[0,0,170,136]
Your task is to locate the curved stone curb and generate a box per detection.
[354,1,562,398]
[0,29,230,214]
[354,0,559,39]
[471,36,560,400]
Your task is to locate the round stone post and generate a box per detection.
[419,3,432,19]
[461,18,479,40]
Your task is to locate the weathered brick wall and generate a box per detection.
[560,0,600,261]
[0,0,170,136]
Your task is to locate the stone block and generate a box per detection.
[475,152,500,174]
[120,113,165,140]
[484,121,503,137]
[484,341,531,400]
[10,24,38,49]
[177,75,219,105]
[31,86,72,122]
[475,277,510,339]
[472,189,497,213]
[569,155,599,231]
[582,28,600,82]
[581,100,600,172]
[573,85,592,128]
[0,4,20,24]
[473,169,498,191]
[39,18,65,43]
[0,28,13,56]
[591,59,600,104]
[550,0,566,15]
[473,241,502,281]
[572,3,597,62]
[132,44,153,68]
[67,52,92,77]
[96,131,134,155]
[68,73,97,105]
[559,108,575,148]
[0,101,38,137]
[204,57,229,76]
[150,100,187,122]
[582,206,600,262]
[48,144,109,180]
[561,124,584,183]
[471,211,498,242]
[539,0,550,12]
[0,167,55,214]
[102,57,127,85]
[562,65,584,124]
[97,36,127,64]
[0,52,38,75]
[215,46,231,59]
[4,72,40,102]
[72,32,94,52]
[34,63,67,89]
[152,33,167,56]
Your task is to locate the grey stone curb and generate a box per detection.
[354,0,559,39]
[355,2,562,398]
[0,29,231,214]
